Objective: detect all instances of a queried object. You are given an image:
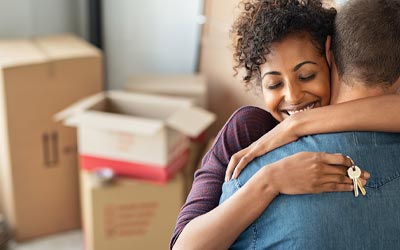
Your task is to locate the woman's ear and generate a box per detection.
[325,36,332,67]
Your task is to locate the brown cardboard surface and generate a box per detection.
[0,34,103,241]
[81,170,186,250]
[199,38,265,135]
[199,0,265,135]
[124,74,208,108]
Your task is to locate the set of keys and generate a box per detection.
[346,156,367,197]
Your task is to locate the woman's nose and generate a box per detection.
[284,84,304,104]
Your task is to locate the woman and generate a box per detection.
[171,0,398,249]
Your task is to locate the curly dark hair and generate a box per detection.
[232,0,337,91]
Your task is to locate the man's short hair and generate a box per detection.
[332,0,400,87]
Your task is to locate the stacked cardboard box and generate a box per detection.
[80,140,203,250]
[59,73,214,249]
[0,34,103,241]
[65,92,212,249]
[80,170,184,250]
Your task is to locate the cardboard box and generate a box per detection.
[80,170,186,250]
[124,74,208,108]
[0,34,103,241]
[55,91,216,183]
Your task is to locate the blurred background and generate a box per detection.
[0,0,344,249]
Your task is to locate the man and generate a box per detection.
[219,0,400,249]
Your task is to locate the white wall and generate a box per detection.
[0,0,87,39]
[103,0,203,89]
[0,0,203,90]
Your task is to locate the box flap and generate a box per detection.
[166,107,216,137]
[55,91,167,135]
[54,92,106,123]
[125,74,206,96]
[64,111,163,135]
[33,34,101,60]
[0,39,47,68]
[107,90,194,108]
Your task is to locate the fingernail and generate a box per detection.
[364,172,371,178]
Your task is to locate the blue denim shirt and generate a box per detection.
[220,132,400,250]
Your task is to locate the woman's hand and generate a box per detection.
[263,152,370,195]
[225,116,299,181]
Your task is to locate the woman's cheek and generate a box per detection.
[263,91,283,121]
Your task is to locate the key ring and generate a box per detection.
[346,155,356,170]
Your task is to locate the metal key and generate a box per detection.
[347,165,361,197]
[346,156,367,197]
[356,177,367,196]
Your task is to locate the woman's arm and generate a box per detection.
[292,94,400,136]
[173,165,279,250]
[226,94,400,180]
[173,152,363,250]
[171,107,278,249]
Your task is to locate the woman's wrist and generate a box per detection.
[287,110,310,137]
[252,165,281,198]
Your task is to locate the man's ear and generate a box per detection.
[325,36,332,67]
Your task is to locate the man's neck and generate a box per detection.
[331,80,387,104]
[330,68,400,104]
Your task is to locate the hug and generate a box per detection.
[172,0,400,249]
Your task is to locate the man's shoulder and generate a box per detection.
[299,131,400,146]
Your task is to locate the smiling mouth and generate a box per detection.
[283,102,317,116]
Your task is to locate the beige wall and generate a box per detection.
[199,0,265,135]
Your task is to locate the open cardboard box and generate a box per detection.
[55,91,216,183]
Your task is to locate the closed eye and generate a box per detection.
[299,74,315,81]
[266,82,283,90]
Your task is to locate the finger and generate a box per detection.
[232,153,254,179]
[251,143,268,158]
[231,143,271,179]
[317,153,353,166]
[318,174,353,185]
[226,150,246,181]
[361,170,371,179]
[317,164,349,176]
[323,164,371,180]
[225,160,236,182]
[319,165,370,185]
[319,183,354,193]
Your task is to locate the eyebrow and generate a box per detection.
[261,61,317,79]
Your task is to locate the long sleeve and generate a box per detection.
[170,106,278,249]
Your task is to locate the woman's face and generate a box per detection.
[260,34,331,122]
